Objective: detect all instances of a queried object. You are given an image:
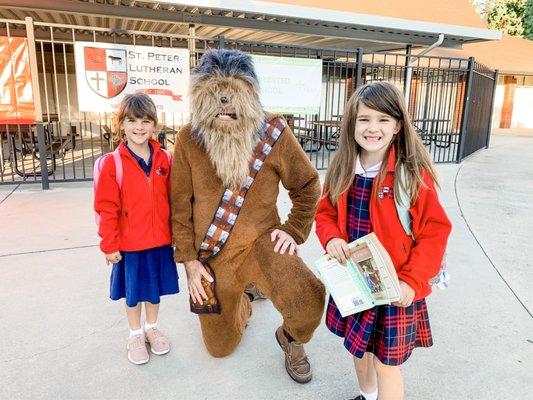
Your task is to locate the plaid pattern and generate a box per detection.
[326,175,433,365]
[326,296,433,365]
[347,175,373,240]
[198,117,286,261]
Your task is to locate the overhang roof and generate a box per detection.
[416,34,533,75]
[0,0,501,52]
[266,0,488,30]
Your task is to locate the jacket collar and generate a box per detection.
[385,145,397,173]
[355,145,396,174]
[118,139,162,157]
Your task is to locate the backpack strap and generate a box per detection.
[93,149,123,226]
[93,155,107,192]
[394,164,414,240]
[161,148,173,165]
[394,165,449,288]
[111,149,123,189]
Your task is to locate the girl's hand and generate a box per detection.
[271,229,300,256]
[393,281,415,307]
[184,260,213,305]
[326,238,351,265]
[105,251,122,265]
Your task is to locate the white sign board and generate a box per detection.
[251,55,322,114]
[74,42,189,113]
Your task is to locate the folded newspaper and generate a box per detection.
[316,233,402,317]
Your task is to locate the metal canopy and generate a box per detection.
[0,0,501,51]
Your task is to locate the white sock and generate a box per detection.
[360,390,378,400]
[144,322,157,331]
[129,328,143,337]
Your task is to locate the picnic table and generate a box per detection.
[290,117,342,152]
[412,118,453,148]
[1,115,76,178]
[309,119,341,151]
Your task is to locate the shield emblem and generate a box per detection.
[84,47,127,99]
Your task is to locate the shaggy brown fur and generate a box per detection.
[190,74,264,190]
[171,114,326,357]
[171,50,325,359]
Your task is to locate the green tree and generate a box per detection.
[523,0,533,39]
[487,0,526,36]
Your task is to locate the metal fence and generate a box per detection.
[0,18,210,186]
[0,18,497,188]
[361,52,473,163]
[223,40,361,171]
[457,60,498,160]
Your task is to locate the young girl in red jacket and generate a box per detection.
[315,82,451,400]
[94,93,179,365]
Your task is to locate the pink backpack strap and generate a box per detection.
[111,150,123,189]
[94,149,123,226]
[93,155,107,192]
[161,148,173,166]
[93,149,123,190]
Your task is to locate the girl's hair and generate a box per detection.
[114,93,158,140]
[324,81,438,205]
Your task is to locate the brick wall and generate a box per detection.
[500,75,517,128]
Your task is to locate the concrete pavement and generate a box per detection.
[1,133,532,400]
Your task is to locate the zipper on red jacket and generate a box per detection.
[123,145,158,248]
[148,153,157,248]
[148,174,156,247]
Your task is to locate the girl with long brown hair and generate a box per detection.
[315,82,451,400]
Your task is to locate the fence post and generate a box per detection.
[25,16,49,189]
[485,69,499,149]
[188,24,197,68]
[403,44,412,103]
[218,35,225,49]
[355,48,363,89]
[456,57,475,163]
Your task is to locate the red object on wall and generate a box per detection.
[0,37,36,124]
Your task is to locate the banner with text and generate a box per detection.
[74,42,189,113]
[0,37,35,124]
[251,55,322,115]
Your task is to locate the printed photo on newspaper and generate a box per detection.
[315,232,401,317]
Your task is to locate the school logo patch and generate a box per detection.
[84,47,127,99]
[156,166,168,176]
[378,186,394,200]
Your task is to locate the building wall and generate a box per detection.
[492,75,533,129]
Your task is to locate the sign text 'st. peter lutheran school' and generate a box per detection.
[74,42,190,113]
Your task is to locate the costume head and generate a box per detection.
[190,49,265,189]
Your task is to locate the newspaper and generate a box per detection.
[315,232,402,317]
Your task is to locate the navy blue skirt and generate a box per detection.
[109,245,179,307]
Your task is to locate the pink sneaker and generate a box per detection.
[127,334,149,365]
[144,327,170,355]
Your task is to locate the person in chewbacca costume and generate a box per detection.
[170,49,325,383]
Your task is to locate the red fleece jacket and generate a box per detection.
[315,148,452,300]
[94,140,172,254]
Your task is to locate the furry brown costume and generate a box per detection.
[171,49,325,364]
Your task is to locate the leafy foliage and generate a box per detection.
[487,0,527,36]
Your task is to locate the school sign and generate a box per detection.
[74,42,190,113]
[251,55,322,115]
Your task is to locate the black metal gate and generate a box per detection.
[223,40,486,166]
[457,59,498,160]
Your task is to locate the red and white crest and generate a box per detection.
[84,47,127,99]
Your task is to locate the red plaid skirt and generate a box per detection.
[326,296,433,365]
